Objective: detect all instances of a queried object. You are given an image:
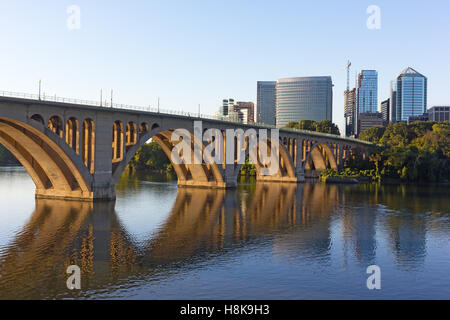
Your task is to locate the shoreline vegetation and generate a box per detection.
[1,121,448,185]
[321,121,450,184]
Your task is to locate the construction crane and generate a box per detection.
[345,60,351,91]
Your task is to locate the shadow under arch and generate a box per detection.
[111,127,226,188]
[233,137,297,183]
[304,143,338,171]
[0,117,92,200]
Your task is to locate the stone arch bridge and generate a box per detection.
[0,95,373,200]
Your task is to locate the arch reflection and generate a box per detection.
[0,182,438,299]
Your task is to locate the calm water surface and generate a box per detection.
[0,167,449,299]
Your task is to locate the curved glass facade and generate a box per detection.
[275,77,332,127]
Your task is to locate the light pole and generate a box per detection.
[38,80,42,100]
[157,97,160,113]
[110,89,113,107]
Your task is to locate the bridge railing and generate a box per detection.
[0,89,221,119]
[0,90,372,145]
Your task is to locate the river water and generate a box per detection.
[0,167,449,300]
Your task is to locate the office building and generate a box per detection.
[428,106,450,122]
[215,99,254,124]
[257,81,276,125]
[357,70,378,114]
[275,77,333,127]
[390,81,397,123]
[219,99,235,116]
[344,88,357,137]
[358,112,384,134]
[234,101,255,124]
[381,99,390,123]
[392,67,427,122]
[407,113,429,124]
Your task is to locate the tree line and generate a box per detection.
[285,120,341,136]
[356,121,450,182]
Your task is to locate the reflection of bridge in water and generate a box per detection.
[0,183,431,299]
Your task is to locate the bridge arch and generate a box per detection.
[111,126,225,188]
[139,122,149,137]
[82,118,95,174]
[233,137,297,183]
[304,143,338,171]
[48,115,64,138]
[0,117,92,200]
[112,121,124,162]
[126,121,137,147]
[31,114,45,125]
[65,117,79,154]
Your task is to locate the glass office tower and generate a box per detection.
[357,70,378,114]
[393,67,427,122]
[257,81,276,125]
[275,77,333,127]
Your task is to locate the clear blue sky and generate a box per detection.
[0,0,449,133]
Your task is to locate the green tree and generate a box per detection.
[285,119,340,135]
[297,120,317,131]
[314,120,340,135]
[360,126,386,144]
[129,141,173,172]
[380,122,410,147]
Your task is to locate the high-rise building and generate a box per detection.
[215,99,254,124]
[390,81,397,123]
[357,70,378,114]
[344,88,356,137]
[275,77,333,127]
[428,106,450,122]
[219,98,235,116]
[234,101,255,124]
[407,113,429,124]
[392,67,427,122]
[257,81,276,125]
[355,70,378,136]
[358,112,384,134]
[381,99,390,123]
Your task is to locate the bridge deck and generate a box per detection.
[0,94,372,146]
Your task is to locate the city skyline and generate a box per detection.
[0,1,449,135]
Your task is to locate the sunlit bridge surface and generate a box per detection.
[0,167,449,299]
